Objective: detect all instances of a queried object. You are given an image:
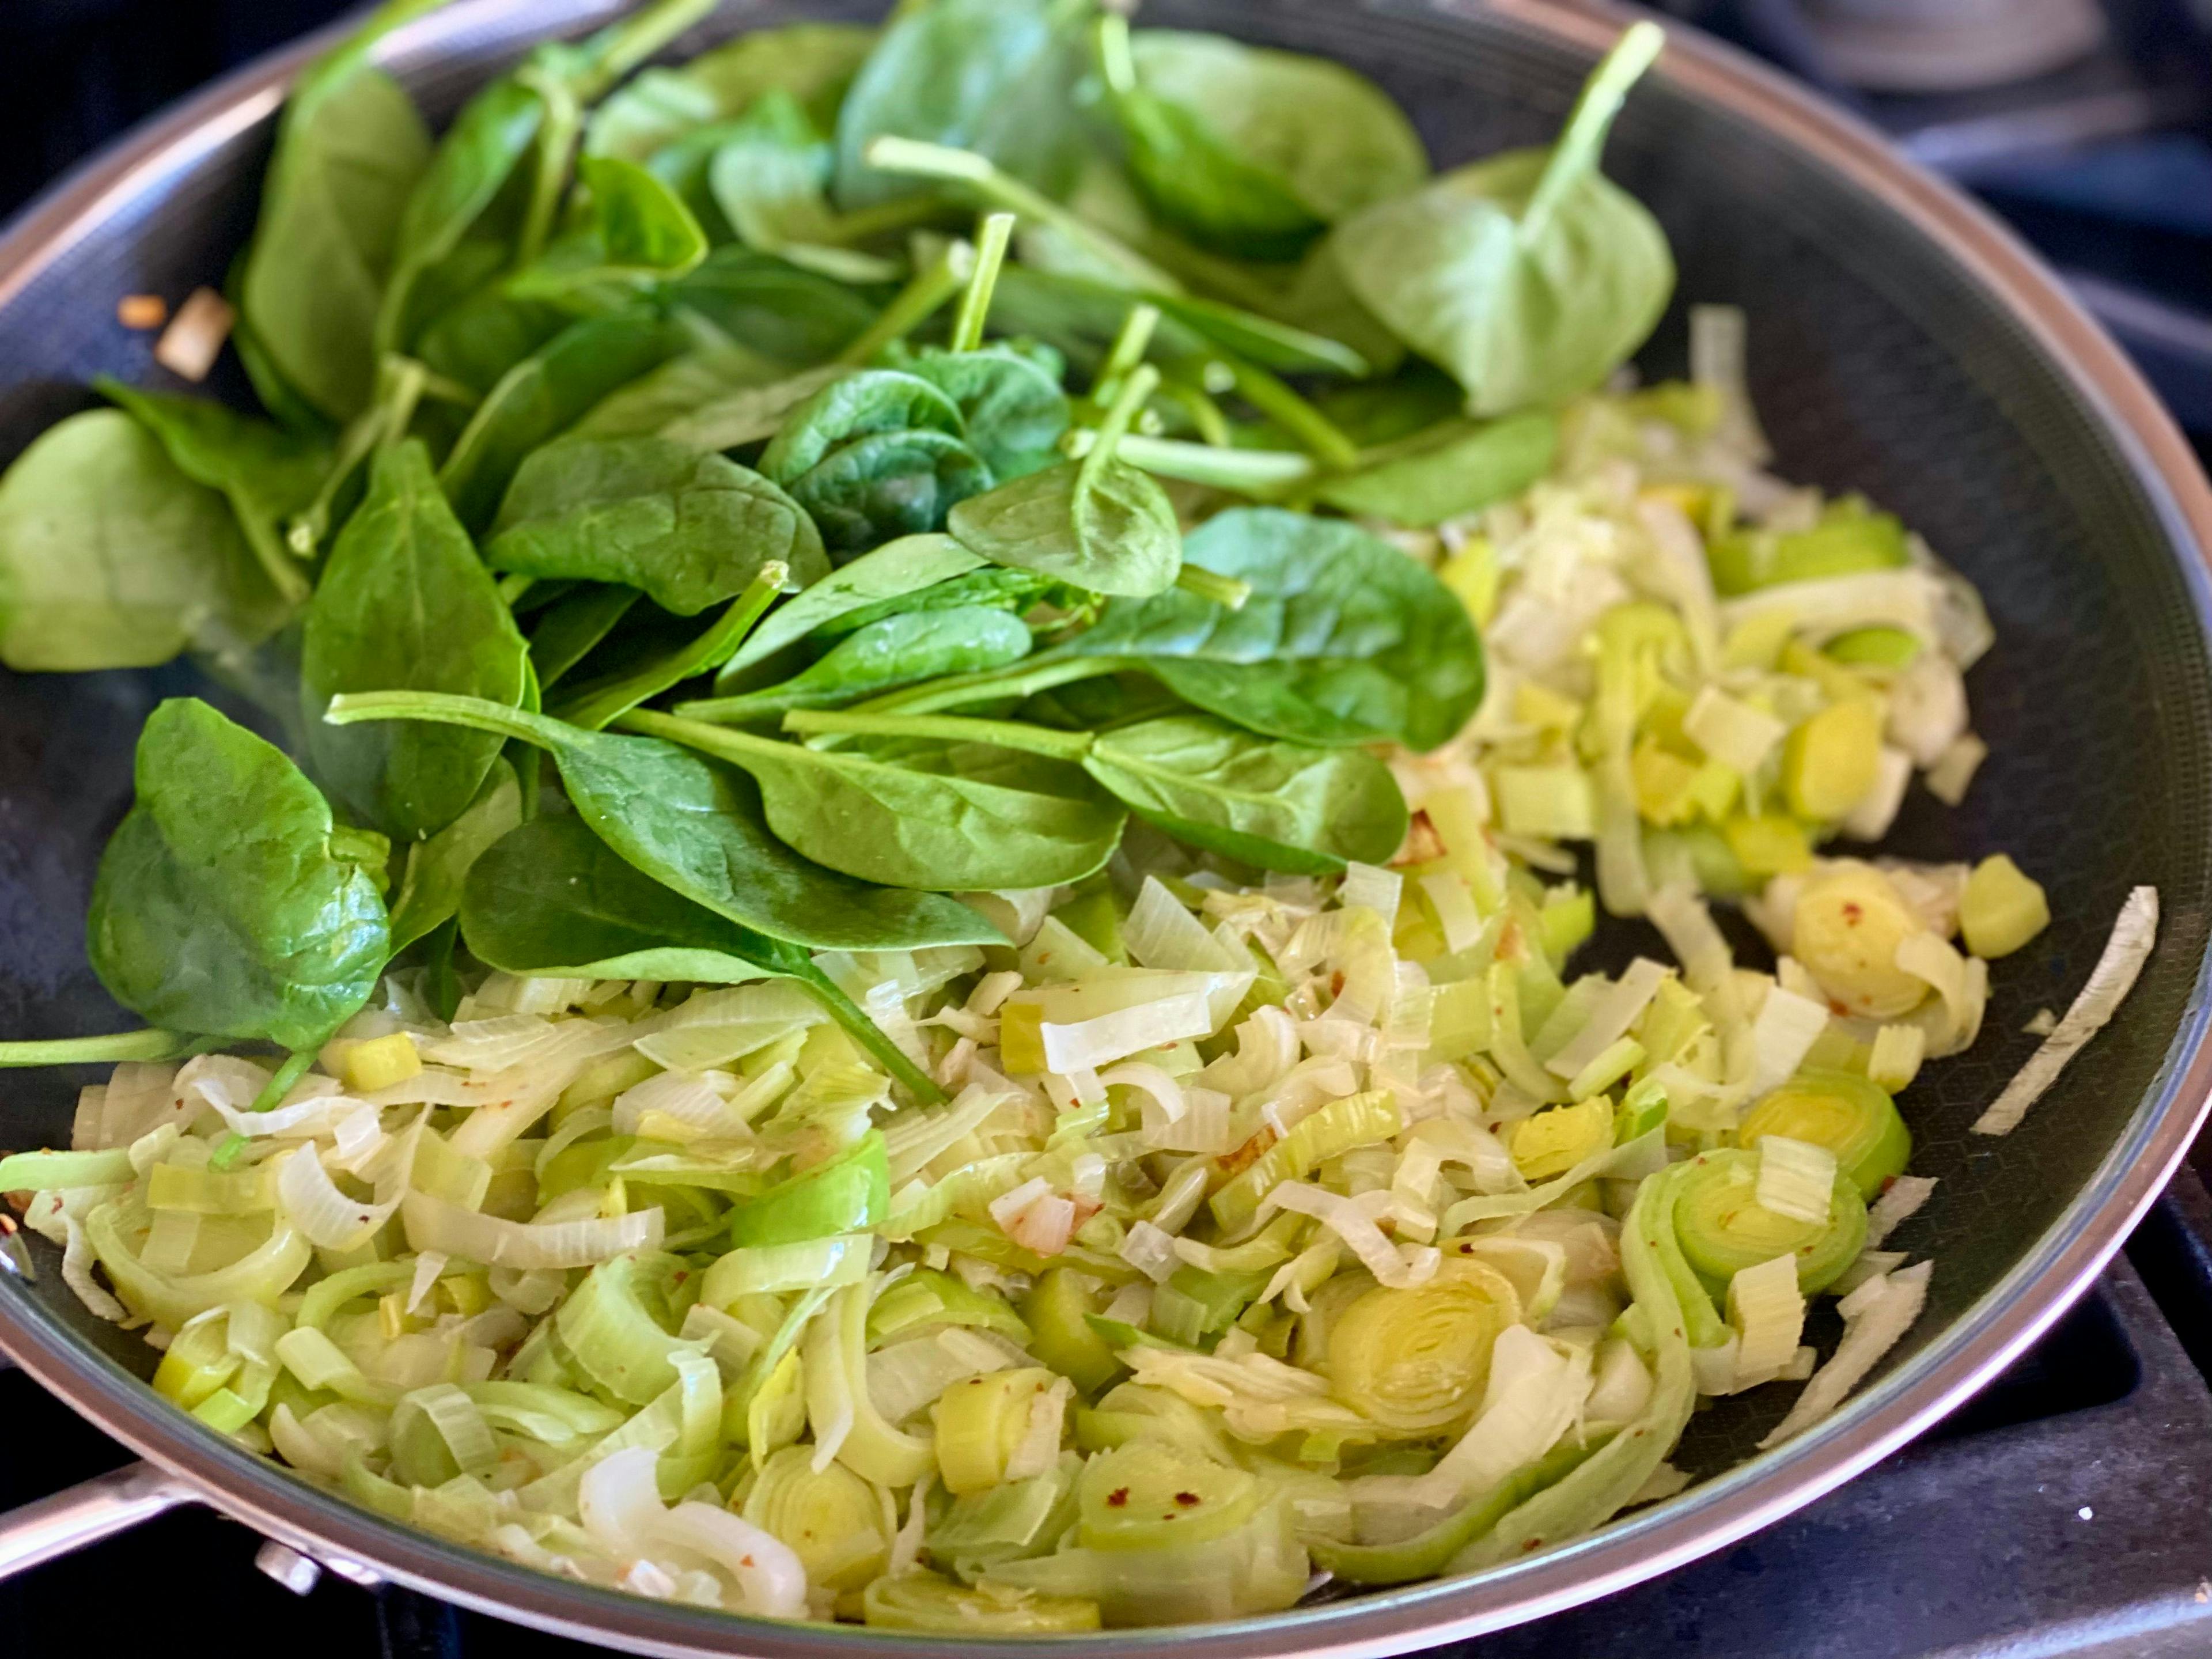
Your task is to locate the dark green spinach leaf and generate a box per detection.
[708,92,901,285]
[712,531,985,691]
[528,584,644,690]
[584,22,874,164]
[1101,22,1427,261]
[895,345,1070,481]
[386,757,524,953]
[945,368,1179,598]
[88,698,390,1051]
[236,0,438,422]
[669,246,882,366]
[462,813,780,984]
[486,434,828,613]
[788,707,1406,873]
[834,0,1095,211]
[1062,506,1483,751]
[301,440,533,838]
[440,306,690,532]
[618,708,1123,892]
[681,605,1032,724]
[759,369,991,552]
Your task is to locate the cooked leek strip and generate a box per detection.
[805,1279,935,1487]
[0,1147,137,1190]
[929,1366,1061,1494]
[1738,1069,1910,1199]
[555,1251,695,1406]
[862,1571,1101,1633]
[1671,1148,1867,1296]
[1321,1257,1521,1430]
[1208,1090,1400,1232]
[742,1445,892,1591]
[729,1131,889,1248]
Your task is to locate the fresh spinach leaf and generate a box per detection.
[486,434,828,613]
[325,688,1003,1097]
[461,813,782,983]
[237,0,440,423]
[1330,24,1672,415]
[0,410,285,672]
[439,305,690,532]
[708,92,902,285]
[811,565,1057,642]
[386,757,524,953]
[1062,506,1483,751]
[1101,22,1427,261]
[945,367,1179,598]
[379,0,717,355]
[87,698,390,1051]
[895,345,1070,481]
[93,378,327,606]
[759,369,991,552]
[584,22,875,164]
[528,584,643,690]
[834,0,1096,211]
[617,708,1123,892]
[324,691,1006,953]
[570,338,808,442]
[681,605,1031,724]
[713,531,985,689]
[1318,410,1559,527]
[669,246,882,366]
[506,155,711,303]
[550,563,787,732]
[789,707,1406,873]
[301,440,533,838]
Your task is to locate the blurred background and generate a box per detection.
[5,0,2210,435]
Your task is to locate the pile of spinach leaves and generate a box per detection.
[0,1,1681,1103]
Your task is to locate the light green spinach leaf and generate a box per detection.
[1318,410,1558,527]
[1329,24,1672,415]
[385,757,524,953]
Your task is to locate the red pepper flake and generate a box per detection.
[1173,1491,1200,1507]
[1106,1488,1130,1508]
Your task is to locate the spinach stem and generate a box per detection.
[838,240,974,365]
[576,0,720,103]
[847,654,1122,719]
[783,709,1096,762]
[1105,433,1315,494]
[248,1048,318,1116]
[1219,355,1360,470]
[553,561,789,732]
[498,574,536,606]
[325,690,566,754]
[1093,304,1162,408]
[1084,362,1161,488]
[1175,565,1253,610]
[950,212,1016,353]
[819,192,958,247]
[863,136,1183,295]
[1521,20,1665,245]
[0,1029,196,1068]
[795,961,947,1107]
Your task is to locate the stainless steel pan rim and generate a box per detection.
[2,1,2211,1653]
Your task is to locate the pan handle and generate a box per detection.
[0,1461,199,1582]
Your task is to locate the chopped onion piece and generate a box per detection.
[1727,1253,1806,1382]
[1974,887,2158,1135]
[1759,1261,1932,1447]
[402,1191,661,1268]
[1754,1136,1836,1226]
[1746,986,1828,1105]
[1546,959,1672,1081]
[1122,1220,1180,1283]
[1339,863,1403,930]
[1865,1175,1938,1246]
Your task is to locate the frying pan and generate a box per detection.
[2,2,2210,1653]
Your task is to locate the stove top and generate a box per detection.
[10,1169,2212,1659]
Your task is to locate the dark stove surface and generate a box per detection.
[10,1173,2212,1659]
